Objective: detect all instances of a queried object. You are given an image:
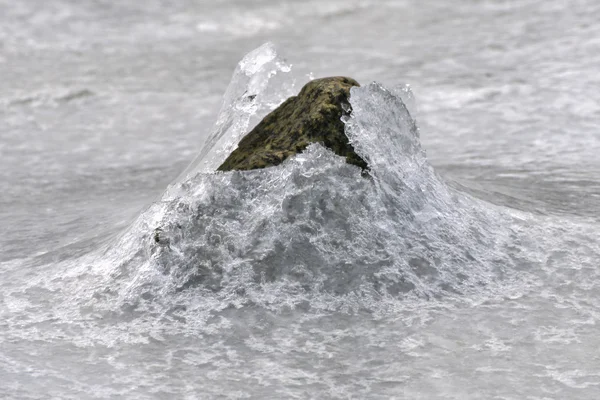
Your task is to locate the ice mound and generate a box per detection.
[91,43,524,311]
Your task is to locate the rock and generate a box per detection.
[217,76,368,172]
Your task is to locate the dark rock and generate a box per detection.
[217,76,367,172]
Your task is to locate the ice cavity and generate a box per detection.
[95,44,523,310]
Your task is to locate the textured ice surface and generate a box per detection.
[2,36,600,399]
[86,45,534,314]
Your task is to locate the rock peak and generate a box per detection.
[218,76,367,172]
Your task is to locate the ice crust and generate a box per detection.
[173,42,294,185]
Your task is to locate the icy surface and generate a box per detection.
[174,42,294,183]
[2,3,600,397]
[1,45,594,400]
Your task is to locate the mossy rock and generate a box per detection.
[217,76,367,172]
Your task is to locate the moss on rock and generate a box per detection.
[217,76,367,172]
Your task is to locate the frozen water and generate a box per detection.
[174,42,294,182]
[2,1,600,399]
[86,47,526,313]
